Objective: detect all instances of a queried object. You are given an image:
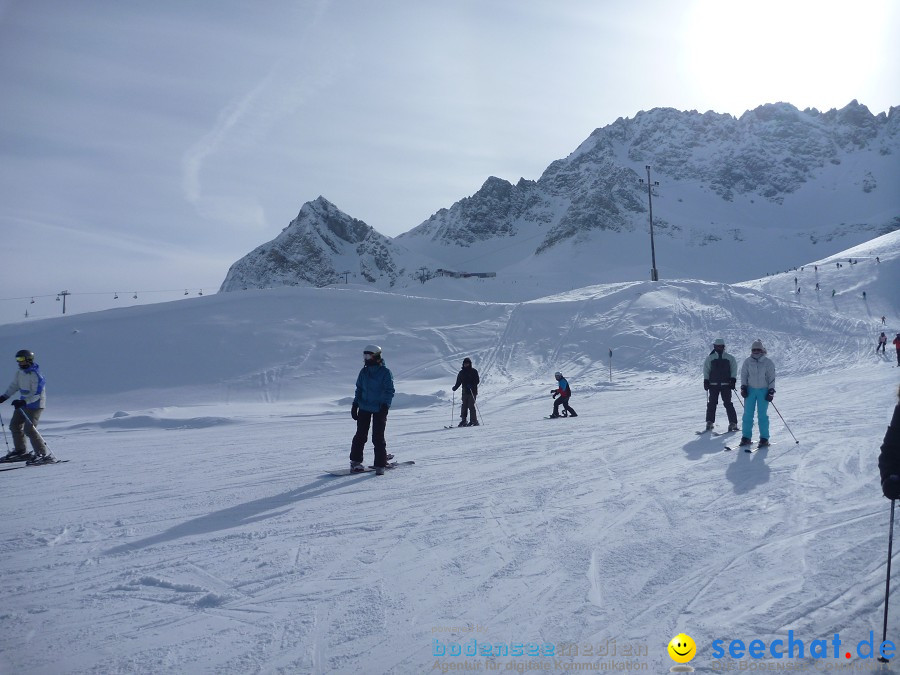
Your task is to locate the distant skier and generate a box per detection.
[894,334,900,366]
[832,289,836,297]
[863,291,867,300]
[451,357,480,426]
[881,316,886,325]
[349,344,394,475]
[0,350,54,464]
[877,332,888,353]
[878,385,900,500]
[703,339,739,432]
[549,372,577,418]
[739,340,776,448]
[815,282,820,291]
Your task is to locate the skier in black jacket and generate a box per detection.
[452,358,480,426]
[878,385,900,500]
[702,338,739,432]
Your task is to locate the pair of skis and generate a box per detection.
[696,427,737,437]
[724,442,774,453]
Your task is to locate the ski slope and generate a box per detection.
[0,232,897,674]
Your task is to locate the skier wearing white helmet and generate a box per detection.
[349,344,395,475]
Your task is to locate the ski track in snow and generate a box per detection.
[0,233,898,673]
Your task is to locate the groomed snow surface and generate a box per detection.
[0,231,898,674]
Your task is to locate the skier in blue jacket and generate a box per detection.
[349,344,395,475]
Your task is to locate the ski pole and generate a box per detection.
[450,390,455,427]
[19,408,52,454]
[0,409,10,455]
[471,390,484,426]
[769,401,799,444]
[878,499,895,664]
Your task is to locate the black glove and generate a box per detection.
[730,378,737,390]
[11,399,25,409]
[765,388,775,402]
[0,395,6,404]
[883,475,900,500]
[379,404,389,415]
[452,385,459,391]
[740,385,748,399]
[351,402,359,421]
[703,379,710,391]
[552,391,559,399]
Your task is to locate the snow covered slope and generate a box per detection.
[0,233,897,673]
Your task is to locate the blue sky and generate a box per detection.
[0,0,897,323]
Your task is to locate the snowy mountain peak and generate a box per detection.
[219,197,406,291]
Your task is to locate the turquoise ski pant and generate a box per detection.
[742,387,770,440]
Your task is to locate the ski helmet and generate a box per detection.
[15,349,34,366]
[363,344,382,359]
[554,371,562,380]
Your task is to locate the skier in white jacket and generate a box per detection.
[0,349,51,463]
[739,339,776,448]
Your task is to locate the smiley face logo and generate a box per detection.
[667,633,696,663]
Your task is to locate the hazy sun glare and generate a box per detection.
[683,0,896,114]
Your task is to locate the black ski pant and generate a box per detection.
[553,395,576,417]
[350,409,388,467]
[460,390,477,424]
[706,385,737,425]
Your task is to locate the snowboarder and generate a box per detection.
[703,338,739,432]
[739,340,776,447]
[881,316,886,325]
[0,350,53,464]
[549,372,577,418]
[878,385,900,500]
[451,357,480,426]
[832,289,836,297]
[894,334,900,366]
[349,344,394,475]
[877,332,888,353]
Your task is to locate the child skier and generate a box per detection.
[549,372,577,418]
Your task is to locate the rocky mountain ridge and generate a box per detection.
[220,101,898,297]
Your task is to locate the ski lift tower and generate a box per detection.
[639,165,660,281]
